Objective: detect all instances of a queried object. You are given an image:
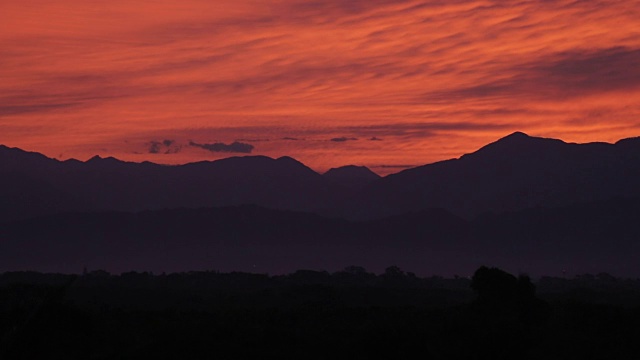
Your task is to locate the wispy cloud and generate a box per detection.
[1,0,639,173]
[189,141,254,154]
[147,139,181,154]
[330,137,358,142]
[427,47,640,101]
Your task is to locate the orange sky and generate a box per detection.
[1,0,640,174]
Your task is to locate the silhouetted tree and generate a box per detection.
[471,266,518,303]
[468,266,550,359]
[383,265,405,278]
[343,265,367,276]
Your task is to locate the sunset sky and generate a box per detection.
[2,0,639,174]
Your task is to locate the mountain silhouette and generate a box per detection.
[341,132,640,219]
[0,146,333,222]
[323,165,380,189]
[3,134,640,275]
[1,198,638,276]
[2,131,640,222]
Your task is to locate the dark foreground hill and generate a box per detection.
[1,198,639,276]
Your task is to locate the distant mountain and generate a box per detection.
[3,132,640,222]
[341,132,640,219]
[0,205,464,275]
[0,146,333,222]
[323,165,380,189]
[1,198,638,276]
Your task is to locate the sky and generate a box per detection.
[1,0,640,175]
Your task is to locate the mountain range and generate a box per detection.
[339,131,640,219]
[2,132,640,222]
[2,132,640,276]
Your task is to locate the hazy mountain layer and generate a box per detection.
[2,198,638,276]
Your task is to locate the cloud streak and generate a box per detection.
[189,141,254,154]
[330,137,358,142]
[148,139,181,154]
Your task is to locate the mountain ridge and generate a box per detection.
[3,131,640,222]
[341,131,640,219]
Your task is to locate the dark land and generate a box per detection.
[2,132,640,358]
[1,267,640,359]
[1,132,640,276]
[1,198,640,276]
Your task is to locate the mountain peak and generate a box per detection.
[0,144,28,154]
[493,131,542,146]
[0,144,56,165]
[504,131,530,139]
[465,131,566,160]
[323,166,380,189]
[86,155,124,165]
[277,155,304,165]
[87,155,103,162]
[275,156,322,176]
[616,136,640,147]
